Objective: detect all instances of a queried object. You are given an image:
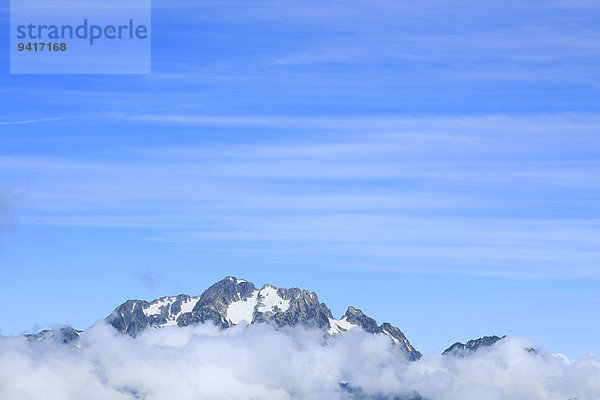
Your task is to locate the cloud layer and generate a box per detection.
[1,323,598,400]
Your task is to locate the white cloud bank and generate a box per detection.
[0,323,598,400]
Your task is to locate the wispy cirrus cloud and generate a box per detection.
[0,117,62,126]
[1,113,599,279]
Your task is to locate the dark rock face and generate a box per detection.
[341,307,421,361]
[443,335,505,355]
[107,299,151,337]
[254,286,333,329]
[180,277,258,328]
[381,323,421,361]
[345,306,380,333]
[443,341,465,354]
[104,276,422,361]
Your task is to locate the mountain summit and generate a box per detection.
[107,276,421,360]
[442,335,505,355]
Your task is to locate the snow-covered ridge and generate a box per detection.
[256,285,290,314]
[142,296,201,327]
[143,298,174,316]
[327,317,358,335]
[226,290,259,324]
[224,284,290,325]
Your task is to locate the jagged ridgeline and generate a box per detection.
[107,276,422,360]
[442,335,505,355]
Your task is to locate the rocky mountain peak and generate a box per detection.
[344,306,380,334]
[104,276,421,360]
[198,276,257,305]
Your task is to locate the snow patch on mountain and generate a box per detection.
[226,290,259,324]
[143,298,174,316]
[257,285,290,313]
[328,317,358,335]
[142,296,201,327]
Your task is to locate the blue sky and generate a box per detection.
[1,0,599,358]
